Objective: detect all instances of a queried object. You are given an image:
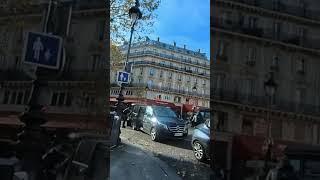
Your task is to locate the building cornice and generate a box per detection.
[216,0,320,26]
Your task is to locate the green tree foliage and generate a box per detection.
[111,43,124,65]
[110,0,161,44]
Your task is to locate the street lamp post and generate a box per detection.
[263,72,277,172]
[116,0,142,109]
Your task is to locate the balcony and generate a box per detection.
[241,27,264,37]
[212,18,320,50]
[129,50,209,69]
[212,89,320,116]
[245,60,256,67]
[130,83,210,98]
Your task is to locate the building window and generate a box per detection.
[147,80,153,88]
[174,96,181,103]
[248,47,257,62]
[297,58,305,73]
[273,22,281,40]
[140,67,143,75]
[295,89,304,106]
[0,30,8,50]
[178,74,182,81]
[0,55,6,69]
[248,16,257,29]
[246,79,254,97]
[167,83,171,89]
[297,27,306,40]
[97,20,105,41]
[242,117,254,135]
[272,55,279,68]
[14,56,21,70]
[217,40,225,56]
[168,72,173,79]
[149,68,155,76]
[160,71,163,78]
[91,55,101,72]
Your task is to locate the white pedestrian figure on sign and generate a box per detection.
[33,37,43,61]
[119,73,124,81]
[44,49,52,62]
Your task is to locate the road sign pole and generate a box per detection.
[20,1,58,126]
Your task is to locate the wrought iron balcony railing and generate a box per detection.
[132,60,210,77]
[212,89,320,116]
[111,83,210,98]
[212,18,320,50]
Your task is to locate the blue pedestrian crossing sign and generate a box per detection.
[117,71,130,84]
[22,32,63,69]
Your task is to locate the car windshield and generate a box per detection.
[200,111,210,119]
[153,106,177,118]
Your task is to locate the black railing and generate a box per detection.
[229,0,320,21]
[212,89,320,116]
[212,18,320,50]
[132,60,210,77]
[111,83,209,98]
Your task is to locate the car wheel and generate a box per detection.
[193,141,206,162]
[150,128,159,142]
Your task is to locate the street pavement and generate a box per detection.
[118,127,214,180]
[110,138,182,180]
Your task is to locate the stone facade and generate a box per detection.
[111,38,210,108]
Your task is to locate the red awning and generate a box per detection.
[233,135,287,160]
[183,104,194,112]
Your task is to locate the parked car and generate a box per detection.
[191,119,210,162]
[133,105,188,141]
[190,108,210,127]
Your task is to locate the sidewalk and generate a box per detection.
[110,139,182,180]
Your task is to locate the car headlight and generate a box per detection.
[151,117,157,122]
[158,122,168,130]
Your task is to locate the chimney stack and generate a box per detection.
[157,37,160,42]
[198,49,201,53]
[174,41,176,47]
[184,45,186,49]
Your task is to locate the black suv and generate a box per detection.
[132,105,188,141]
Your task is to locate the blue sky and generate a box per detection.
[148,0,210,59]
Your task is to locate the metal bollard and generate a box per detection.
[110,111,121,147]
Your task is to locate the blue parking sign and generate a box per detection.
[22,32,63,69]
[117,71,130,84]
